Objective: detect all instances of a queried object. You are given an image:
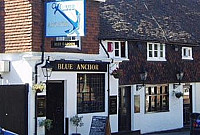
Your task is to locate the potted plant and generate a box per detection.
[175,91,183,98]
[32,82,46,93]
[70,114,84,135]
[39,119,53,131]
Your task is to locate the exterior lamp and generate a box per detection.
[173,71,184,89]
[136,69,148,91]
[41,56,53,80]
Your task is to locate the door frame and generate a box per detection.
[118,86,131,132]
[183,85,192,126]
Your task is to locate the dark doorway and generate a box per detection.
[46,80,64,135]
[0,84,28,135]
[183,85,192,127]
[118,86,131,132]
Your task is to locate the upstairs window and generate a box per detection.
[55,36,81,49]
[182,47,193,60]
[147,42,166,61]
[107,41,128,58]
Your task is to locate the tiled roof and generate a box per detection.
[99,0,200,45]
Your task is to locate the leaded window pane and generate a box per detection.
[77,74,105,113]
[146,85,169,113]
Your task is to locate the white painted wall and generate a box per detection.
[45,71,118,135]
[0,53,41,135]
[132,84,183,134]
[36,53,119,135]
[109,75,119,133]
[192,83,200,113]
[0,52,118,135]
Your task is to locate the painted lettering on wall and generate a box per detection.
[57,63,99,71]
[51,60,108,72]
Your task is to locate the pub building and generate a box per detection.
[99,0,200,134]
[0,0,121,135]
[2,0,200,134]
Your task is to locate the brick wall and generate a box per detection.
[3,0,32,53]
[81,0,100,54]
[32,0,44,52]
[0,1,5,53]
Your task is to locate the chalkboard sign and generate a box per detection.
[89,116,110,135]
[109,96,117,115]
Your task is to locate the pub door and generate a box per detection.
[183,85,192,127]
[46,80,64,135]
[118,86,131,132]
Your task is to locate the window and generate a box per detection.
[77,74,105,113]
[182,47,193,60]
[56,36,81,49]
[145,85,169,113]
[107,41,128,58]
[134,95,140,113]
[115,42,120,57]
[147,42,166,61]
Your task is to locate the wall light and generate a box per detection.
[136,69,148,91]
[173,70,184,89]
[41,56,53,81]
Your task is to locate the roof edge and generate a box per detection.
[98,38,199,47]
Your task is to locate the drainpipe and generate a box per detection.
[34,45,45,135]
[34,1,46,135]
[100,40,112,118]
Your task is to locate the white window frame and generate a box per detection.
[147,42,166,61]
[182,47,193,60]
[113,41,128,58]
[56,36,81,49]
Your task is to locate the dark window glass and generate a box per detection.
[121,42,126,58]
[77,74,105,113]
[146,85,169,113]
[115,42,119,56]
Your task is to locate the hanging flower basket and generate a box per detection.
[32,82,46,93]
[175,92,183,98]
[111,68,121,79]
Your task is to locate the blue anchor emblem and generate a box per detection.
[52,3,80,35]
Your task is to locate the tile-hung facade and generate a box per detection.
[100,0,200,134]
[0,0,121,135]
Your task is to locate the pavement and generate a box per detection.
[144,131,190,135]
[144,128,190,135]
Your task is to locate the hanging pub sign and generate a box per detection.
[45,0,85,37]
[50,60,108,72]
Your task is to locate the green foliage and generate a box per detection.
[70,114,84,133]
[39,119,53,131]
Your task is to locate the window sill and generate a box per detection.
[147,58,167,62]
[182,57,193,60]
[113,57,129,62]
[145,110,170,114]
